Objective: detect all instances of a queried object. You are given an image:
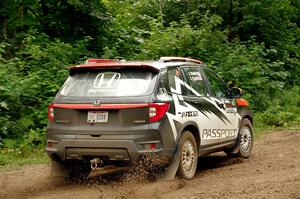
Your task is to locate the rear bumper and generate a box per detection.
[46,133,175,165]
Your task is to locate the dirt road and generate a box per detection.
[0,130,299,199]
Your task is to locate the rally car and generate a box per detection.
[46,57,253,180]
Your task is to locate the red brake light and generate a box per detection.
[48,104,55,122]
[84,59,118,64]
[149,103,170,122]
[150,143,157,150]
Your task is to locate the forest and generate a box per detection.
[0,0,299,155]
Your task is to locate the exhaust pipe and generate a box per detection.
[90,158,103,170]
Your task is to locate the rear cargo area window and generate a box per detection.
[58,69,157,97]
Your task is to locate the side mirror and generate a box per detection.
[230,87,243,98]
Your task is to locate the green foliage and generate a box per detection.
[0,32,93,148]
[207,41,291,111]
[134,16,225,60]
[256,86,300,127]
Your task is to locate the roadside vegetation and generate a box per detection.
[0,0,299,167]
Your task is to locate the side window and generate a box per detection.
[182,66,207,96]
[156,70,168,94]
[167,68,176,90]
[167,67,183,90]
[204,69,229,98]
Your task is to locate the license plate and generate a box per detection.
[87,111,108,123]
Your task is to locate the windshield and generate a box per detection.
[58,69,157,97]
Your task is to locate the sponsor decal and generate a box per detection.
[188,72,203,81]
[178,111,199,117]
[202,128,237,139]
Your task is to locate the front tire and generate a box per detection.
[178,131,198,180]
[226,118,253,158]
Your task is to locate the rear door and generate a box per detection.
[180,66,224,146]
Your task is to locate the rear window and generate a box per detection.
[58,69,157,97]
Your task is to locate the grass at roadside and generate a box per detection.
[0,148,49,171]
[253,123,274,139]
[254,118,300,139]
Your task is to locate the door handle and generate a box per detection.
[185,100,201,106]
[191,101,202,106]
[183,97,202,106]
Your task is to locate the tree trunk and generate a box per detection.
[226,0,233,42]
[1,17,8,40]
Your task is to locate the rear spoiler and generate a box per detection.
[69,60,160,74]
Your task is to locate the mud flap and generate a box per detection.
[159,147,180,181]
[231,133,242,154]
[50,160,68,178]
[231,143,240,154]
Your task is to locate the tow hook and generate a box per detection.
[90,158,102,170]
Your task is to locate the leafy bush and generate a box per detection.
[0,32,93,149]
[256,86,300,127]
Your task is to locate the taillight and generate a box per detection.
[141,143,158,150]
[46,139,59,148]
[48,104,55,122]
[149,103,170,122]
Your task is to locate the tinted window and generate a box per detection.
[58,69,157,97]
[156,70,168,94]
[182,66,207,96]
[167,67,182,90]
[204,69,229,98]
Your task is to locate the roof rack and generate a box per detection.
[159,57,202,64]
[84,59,119,64]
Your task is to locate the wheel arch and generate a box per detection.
[238,108,253,125]
[180,122,200,150]
[243,115,253,125]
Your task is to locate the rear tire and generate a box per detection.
[226,118,253,158]
[178,131,198,180]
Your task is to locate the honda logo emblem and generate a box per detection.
[93,73,121,89]
[93,100,101,106]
